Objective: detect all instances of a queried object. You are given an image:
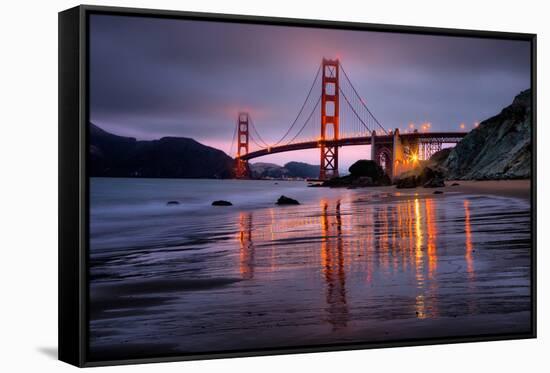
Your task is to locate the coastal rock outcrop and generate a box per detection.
[419,167,446,188]
[443,89,532,180]
[321,160,391,188]
[212,200,232,206]
[395,176,417,189]
[394,166,446,189]
[276,195,300,205]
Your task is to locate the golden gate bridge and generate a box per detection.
[229,58,466,180]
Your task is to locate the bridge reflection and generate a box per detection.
[320,200,348,329]
[238,212,254,280]
[235,194,477,323]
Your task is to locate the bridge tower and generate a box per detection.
[319,58,340,180]
[235,112,249,178]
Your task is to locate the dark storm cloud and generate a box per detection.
[90,14,530,155]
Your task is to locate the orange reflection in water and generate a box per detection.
[464,200,475,281]
[238,212,254,280]
[408,198,440,319]
[234,194,446,323]
[320,200,348,329]
[413,198,426,318]
[426,199,438,279]
[414,199,424,286]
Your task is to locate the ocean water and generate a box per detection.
[88,177,532,360]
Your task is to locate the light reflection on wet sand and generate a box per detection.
[89,182,531,360]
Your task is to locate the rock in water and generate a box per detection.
[212,200,232,206]
[444,89,531,180]
[433,190,444,194]
[276,195,300,205]
[451,182,460,186]
[166,201,180,205]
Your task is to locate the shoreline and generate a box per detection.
[442,179,531,201]
[321,179,531,202]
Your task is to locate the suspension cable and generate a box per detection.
[248,115,270,148]
[339,87,375,135]
[271,63,322,146]
[249,133,267,149]
[338,62,388,134]
[286,94,321,145]
[228,119,237,157]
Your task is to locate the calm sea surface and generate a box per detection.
[89,178,531,360]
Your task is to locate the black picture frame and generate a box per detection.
[59,4,537,367]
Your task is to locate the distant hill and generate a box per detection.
[89,123,234,178]
[249,162,287,179]
[284,162,319,179]
[443,89,531,180]
[249,161,320,179]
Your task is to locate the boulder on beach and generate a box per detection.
[394,166,445,188]
[423,177,445,188]
[451,182,460,186]
[395,176,417,189]
[419,166,446,187]
[166,200,180,205]
[320,160,391,188]
[418,166,445,188]
[433,190,444,194]
[212,200,232,206]
[276,195,300,205]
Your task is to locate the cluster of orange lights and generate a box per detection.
[402,121,479,133]
[404,122,431,133]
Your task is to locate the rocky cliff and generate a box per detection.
[444,89,532,180]
[89,123,234,178]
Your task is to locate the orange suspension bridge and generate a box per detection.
[229,59,466,180]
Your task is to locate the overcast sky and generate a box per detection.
[89,14,530,168]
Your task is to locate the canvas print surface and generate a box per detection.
[87,14,533,361]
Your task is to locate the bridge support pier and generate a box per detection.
[371,130,393,179]
[392,129,404,178]
[370,130,376,162]
[319,58,340,180]
[392,128,422,179]
[235,112,250,178]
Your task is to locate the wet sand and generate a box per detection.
[444,179,531,200]
[367,179,531,202]
[88,178,532,361]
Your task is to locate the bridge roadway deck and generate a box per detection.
[240,132,466,161]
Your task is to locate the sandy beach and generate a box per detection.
[88,177,532,360]
[361,179,532,202]
[442,179,531,200]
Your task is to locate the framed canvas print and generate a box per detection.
[58,5,536,367]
